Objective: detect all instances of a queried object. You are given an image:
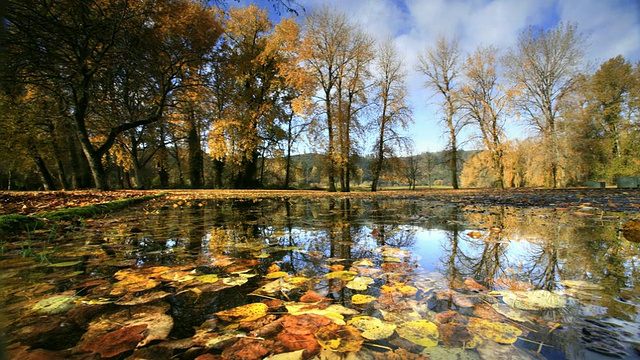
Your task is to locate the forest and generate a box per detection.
[1,0,639,191]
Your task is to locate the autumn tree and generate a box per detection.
[503,23,587,188]
[2,0,222,190]
[370,40,412,192]
[417,36,464,189]
[460,46,509,188]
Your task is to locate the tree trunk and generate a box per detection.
[213,159,224,189]
[188,124,203,189]
[33,155,56,190]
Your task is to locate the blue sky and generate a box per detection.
[244,0,640,153]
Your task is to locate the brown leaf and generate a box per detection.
[267,263,281,273]
[81,324,147,358]
[473,303,505,322]
[300,290,330,303]
[221,337,272,360]
[314,323,364,352]
[464,277,488,292]
[438,322,473,347]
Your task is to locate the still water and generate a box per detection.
[1,196,639,359]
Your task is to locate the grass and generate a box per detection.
[0,193,164,236]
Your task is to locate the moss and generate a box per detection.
[0,214,44,236]
[0,193,163,236]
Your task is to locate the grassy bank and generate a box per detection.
[0,193,163,236]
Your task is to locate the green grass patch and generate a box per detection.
[0,193,163,236]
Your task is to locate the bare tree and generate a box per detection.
[503,23,587,188]
[302,7,373,192]
[370,40,412,192]
[417,36,465,189]
[461,45,509,188]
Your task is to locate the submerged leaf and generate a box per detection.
[324,270,357,281]
[468,318,522,344]
[48,260,82,267]
[396,320,439,347]
[499,290,566,310]
[347,316,396,340]
[345,276,374,291]
[216,303,268,323]
[265,271,289,279]
[351,294,377,305]
[81,324,147,358]
[32,294,78,314]
[196,274,219,283]
[314,323,364,352]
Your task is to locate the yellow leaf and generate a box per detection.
[345,276,374,291]
[347,316,396,340]
[396,320,439,347]
[351,294,377,305]
[196,274,219,283]
[324,270,357,281]
[215,302,268,322]
[314,323,364,352]
[265,271,289,279]
[468,318,522,344]
[353,259,374,267]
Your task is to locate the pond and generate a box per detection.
[1,195,640,359]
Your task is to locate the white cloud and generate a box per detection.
[290,0,640,152]
[556,0,640,63]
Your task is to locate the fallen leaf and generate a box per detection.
[221,337,271,360]
[468,318,522,344]
[396,320,439,347]
[351,294,377,305]
[265,271,289,279]
[32,294,78,315]
[347,316,396,340]
[81,324,147,358]
[345,276,374,291]
[314,323,364,352]
[499,290,566,310]
[216,303,269,323]
[325,270,357,281]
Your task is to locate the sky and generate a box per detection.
[251,0,640,154]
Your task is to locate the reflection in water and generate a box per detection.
[2,197,640,359]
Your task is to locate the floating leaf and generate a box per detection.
[396,320,439,347]
[381,283,418,296]
[499,290,566,310]
[345,276,374,291]
[466,231,483,239]
[468,318,522,344]
[558,279,603,291]
[196,274,219,283]
[347,316,396,340]
[48,260,81,267]
[353,259,374,267]
[324,270,357,281]
[251,278,295,296]
[32,294,78,314]
[381,247,409,258]
[115,291,171,306]
[81,324,147,358]
[222,276,249,287]
[216,303,268,323]
[351,294,377,305]
[265,271,289,279]
[314,323,364,352]
[492,303,528,322]
[285,302,358,324]
[265,349,305,360]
